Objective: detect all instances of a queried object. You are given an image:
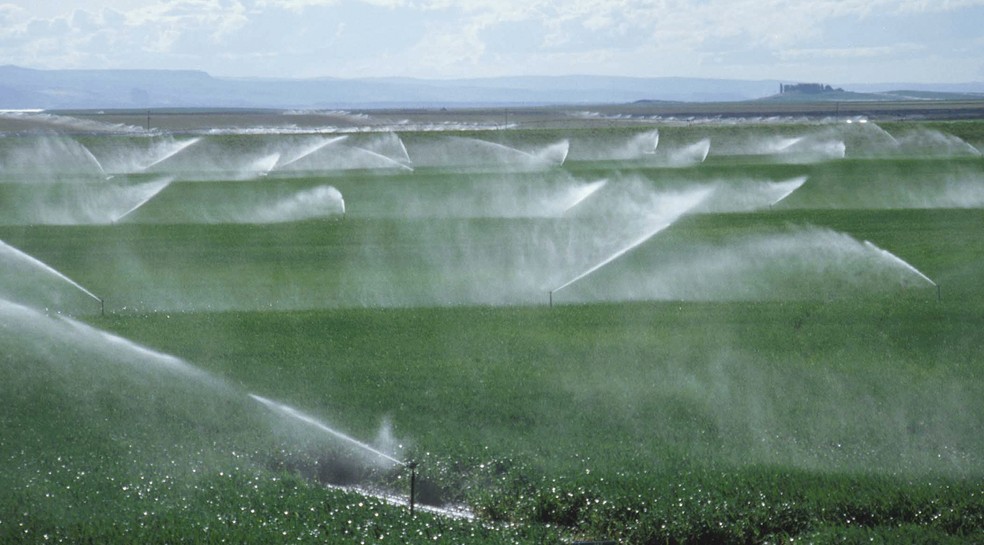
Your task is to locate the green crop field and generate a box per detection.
[1,113,983,544]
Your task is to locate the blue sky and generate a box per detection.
[2,0,983,83]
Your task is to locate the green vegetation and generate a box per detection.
[2,120,983,543]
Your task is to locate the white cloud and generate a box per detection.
[0,5,28,41]
[125,0,249,45]
[779,43,925,61]
[892,0,984,12]
[254,0,341,12]
[0,0,981,82]
[0,3,26,19]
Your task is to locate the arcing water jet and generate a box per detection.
[572,227,945,303]
[665,138,711,167]
[348,145,415,171]
[551,186,714,301]
[252,153,282,176]
[775,136,805,152]
[78,142,110,179]
[275,136,349,170]
[247,394,420,512]
[112,177,174,223]
[436,137,568,168]
[863,241,936,287]
[249,394,405,467]
[863,240,939,300]
[552,220,671,297]
[396,136,411,164]
[565,128,658,161]
[560,179,608,215]
[769,176,808,207]
[141,137,202,171]
[0,238,103,313]
[535,140,570,165]
[242,185,345,223]
[864,122,901,147]
[4,296,416,506]
[0,136,114,176]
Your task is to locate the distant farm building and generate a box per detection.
[780,83,844,94]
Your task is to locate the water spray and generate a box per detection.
[248,394,423,513]
[1,239,104,311]
[350,145,414,172]
[248,394,404,466]
[560,179,607,215]
[78,142,109,178]
[768,176,808,208]
[113,177,173,223]
[252,152,282,176]
[276,136,348,170]
[551,221,672,298]
[863,240,939,301]
[141,137,202,171]
[446,137,563,167]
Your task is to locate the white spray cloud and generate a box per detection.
[555,226,941,303]
[206,185,345,223]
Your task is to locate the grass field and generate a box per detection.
[2,114,983,544]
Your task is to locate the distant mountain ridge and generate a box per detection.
[0,66,778,109]
[1,66,981,110]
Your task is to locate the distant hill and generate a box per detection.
[875,89,984,101]
[761,82,984,103]
[1,66,981,110]
[840,81,984,96]
[0,66,782,109]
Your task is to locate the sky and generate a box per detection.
[1,0,983,84]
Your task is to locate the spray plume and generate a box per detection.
[249,394,405,466]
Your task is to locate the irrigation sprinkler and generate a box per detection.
[98,297,105,317]
[407,461,419,516]
[937,284,942,303]
[548,290,553,308]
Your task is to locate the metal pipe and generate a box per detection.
[407,461,418,515]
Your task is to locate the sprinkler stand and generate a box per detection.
[407,461,418,515]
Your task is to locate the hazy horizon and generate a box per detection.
[6,64,984,89]
[2,1,983,85]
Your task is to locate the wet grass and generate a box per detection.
[5,298,982,543]
[95,298,984,466]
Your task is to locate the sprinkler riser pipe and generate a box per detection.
[407,461,418,516]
